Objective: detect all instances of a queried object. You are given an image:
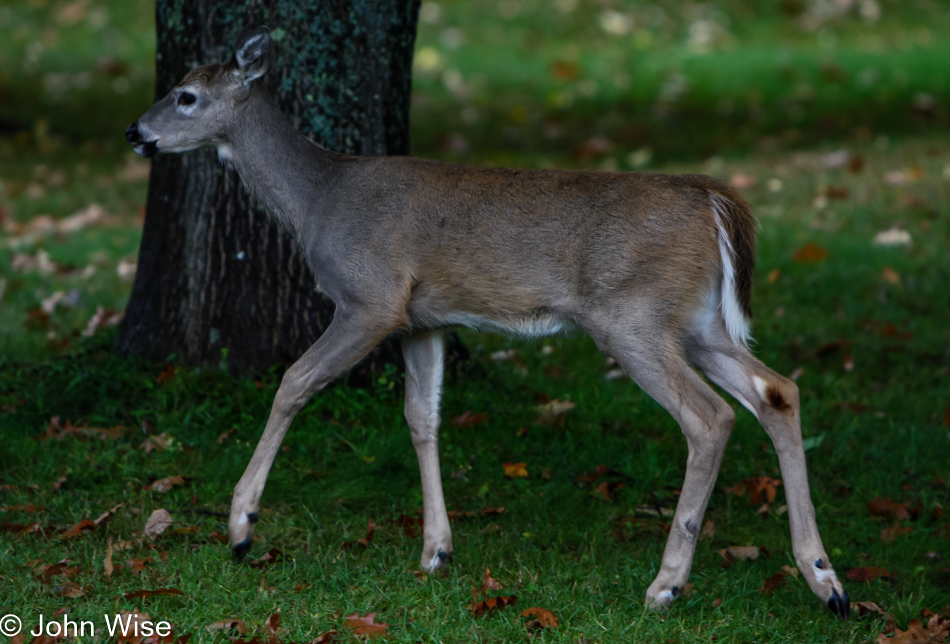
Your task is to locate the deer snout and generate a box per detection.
[125,122,159,158]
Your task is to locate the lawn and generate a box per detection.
[1,1,949,643]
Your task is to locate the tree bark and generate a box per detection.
[117,0,421,376]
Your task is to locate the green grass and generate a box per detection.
[2,0,950,642]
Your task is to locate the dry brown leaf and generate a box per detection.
[343,612,389,639]
[145,476,186,493]
[536,398,575,424]
[58,519,96,540]
[881,266,902,286]
[140,432,172,454]
[521,606,558,631]
[450,410,490,429]
[868,497,916,521]
[792,242,828,263]
[853,601,887,616]
[248,547,284,570]
[0,504,45,514]
[503,462,528,478]
[470,594,517,617]
[144,509,174,537]
[759,570,789,595]
[718,545,760,566]
[123,588,187,600]
[341,518,377,550]
[880,524,913,542]
[847,566,893,582]
[126,557,154,573]
[206,619,247,635]
[104,538,114,578]
[53,580,86,598]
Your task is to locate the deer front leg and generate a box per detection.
[402,331,452,570]
[229,311,398,559]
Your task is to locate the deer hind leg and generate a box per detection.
[686,325,849,618]
[401,331,453,571]
[583,319,736,609]
[229,311,398,560]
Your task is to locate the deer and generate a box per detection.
[126,26,849,618]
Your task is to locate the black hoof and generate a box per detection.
[233,539,252,561]
[827,588,850,620]
[437,550,450,563]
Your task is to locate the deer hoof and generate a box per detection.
[233,539,253,561]
[425,550,451,571]
[826,588,850,620]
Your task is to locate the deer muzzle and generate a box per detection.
[126,122,159,158]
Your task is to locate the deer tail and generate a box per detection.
[708,188,757,348]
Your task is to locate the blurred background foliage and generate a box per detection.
[0,0,948,355]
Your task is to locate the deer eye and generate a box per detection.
[177,92,197,107]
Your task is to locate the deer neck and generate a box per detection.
[221,86,343,242]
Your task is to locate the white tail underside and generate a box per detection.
[710,194,752,348]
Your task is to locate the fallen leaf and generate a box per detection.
[725,476,783,505]
[451,410,490,429]
[503,462,528,478]
[157,364,176,385]
[145,476,186,493]
[104,538,114,578]
[549,60,579,81]
[470,594,517,616]
[126,557,154,573]
[880,524,913,542]
[265,611,281,637]
[881,266,902,286]
[591,480,624,501]
[536,398,575,424]
[217,428,237,444]
[206,619,247,635]
[847,566,893,582]
[342,518,377,550]
[309,630,340,644]
[36,562,81,584]
[792,242,828,263]
[140,432,172,454]
[521,607,558,631]
[53,580,86,598]
[343,612,389,639]
[58,519,96,540]
[144,509,174,537]
[718,545,761,566]
[480,568,504,592]
[248,547,284,570]
[123,588,187,600]
[759,570,789,595]
[853,601,887,616]
[868,497,915,521]
[876,618,930,644]
[0,504,45,516]
[701,520,716,539]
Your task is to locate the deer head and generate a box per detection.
[126,26,272,158]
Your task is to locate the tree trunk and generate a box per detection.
[117,0,422,376]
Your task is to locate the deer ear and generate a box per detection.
[232,26,271,85]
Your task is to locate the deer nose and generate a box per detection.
[126,123,140,144]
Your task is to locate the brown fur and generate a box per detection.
[126,26,848,617]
